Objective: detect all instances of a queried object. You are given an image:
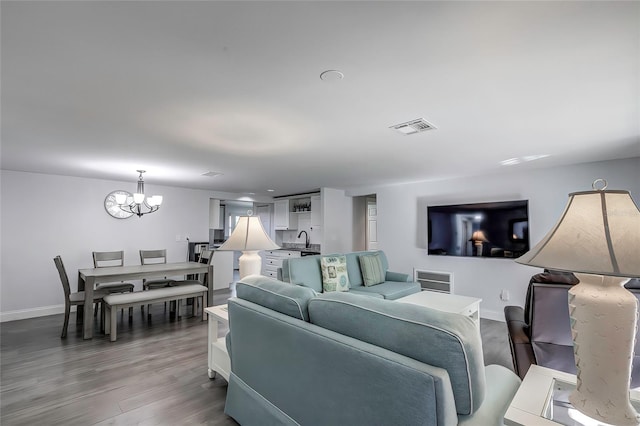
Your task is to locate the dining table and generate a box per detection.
[77,262,212,339]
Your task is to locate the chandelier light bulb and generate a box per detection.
[133,193,145,204]
[115,193,127,205]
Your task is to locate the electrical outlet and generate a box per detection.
[176,234,181,242]
[500,289,510,301]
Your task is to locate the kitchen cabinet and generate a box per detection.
[274,200,297,230]
[212,250,234,290]
[262,250,301,279]
[311,195,321,228]
[310,195,322,244]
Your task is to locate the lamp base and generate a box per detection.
[569,273,639,426]
[475,241,483,256]
[238,250,262,280]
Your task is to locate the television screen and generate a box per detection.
[428,200,529,258]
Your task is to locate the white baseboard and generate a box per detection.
[0,304,73,322]
[481,309,505,322]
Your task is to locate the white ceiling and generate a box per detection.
[2,1,638,197]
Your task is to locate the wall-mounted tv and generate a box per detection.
[428,200,529,258]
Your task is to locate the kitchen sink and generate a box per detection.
[281,247,320,256]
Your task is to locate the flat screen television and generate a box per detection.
[428,200,529,258]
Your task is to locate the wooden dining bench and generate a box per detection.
[103,284,208,342]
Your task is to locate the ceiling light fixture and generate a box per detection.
[115,170,163,217]
[267,189,275,192]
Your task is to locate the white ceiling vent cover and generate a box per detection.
[390,118,437,135]
[201,171,223,177]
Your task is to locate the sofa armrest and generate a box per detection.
[458,364,521,426]
[504,306,536,380]
[385,270,411,282]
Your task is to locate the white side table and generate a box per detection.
[205,305,231,381]
[505,364,640,425]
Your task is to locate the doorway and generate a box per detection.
[353,194,377,251]
[366,196,378,251]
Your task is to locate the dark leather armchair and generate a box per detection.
[504,270,640,386]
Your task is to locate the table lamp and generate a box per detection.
[469,230,488,256]
[516,179,640,425]
[217,212,279,279]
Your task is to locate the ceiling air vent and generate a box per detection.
[201,171,223,177]
[389,118,437,135]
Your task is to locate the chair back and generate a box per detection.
[139,249,167,265]
[199,249,214,265]
[93,250,125,268]
[192,249,214,284]
[53,256,71,299]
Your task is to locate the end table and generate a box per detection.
[205,305,230,381]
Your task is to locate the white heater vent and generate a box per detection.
[390,118,437,135]
[414,269,453,293]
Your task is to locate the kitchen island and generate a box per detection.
[211,249,234,293]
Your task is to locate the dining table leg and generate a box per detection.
[77,271,85,324]
[83,276,96,339]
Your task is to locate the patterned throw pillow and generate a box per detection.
[359,253,386,286]
[320,255,350,292]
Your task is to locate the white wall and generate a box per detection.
[321,187,354,254]
[346,158,640,321]
[0,170,239,321]
[3,159,638,322]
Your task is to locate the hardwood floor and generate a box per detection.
[1,287,514,426]
[1,290,238,426]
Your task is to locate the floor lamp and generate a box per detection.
[218,213,279,279]
[516,179,640,425]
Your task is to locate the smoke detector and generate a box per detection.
[389,118,436,135]
[320,70,344,81]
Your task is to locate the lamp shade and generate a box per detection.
[516,189,640,277]
[218,216,279,252]
[470,230,488,242]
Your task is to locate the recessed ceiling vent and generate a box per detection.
[201,171,223,177]
[389,118,437,135]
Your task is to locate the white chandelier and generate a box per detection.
[115,170,163,217]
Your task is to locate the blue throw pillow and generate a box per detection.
[359,253,386,286]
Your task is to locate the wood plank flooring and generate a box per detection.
[1,291,238,426]
[1,289,514,425]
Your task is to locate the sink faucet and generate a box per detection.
[297,230,310,248]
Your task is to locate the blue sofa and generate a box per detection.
[281,250,421,299]
[224,275,521,426]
